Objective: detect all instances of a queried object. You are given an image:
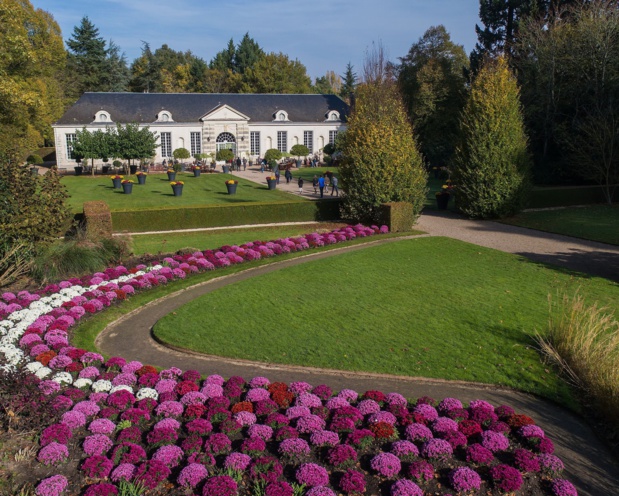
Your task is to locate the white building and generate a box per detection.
[53,92,349,168]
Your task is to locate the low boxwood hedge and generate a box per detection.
[110,200,342,232]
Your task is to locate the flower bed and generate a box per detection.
[0,224,578,495]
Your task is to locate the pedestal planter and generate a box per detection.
[167,171,176,181]
[129,165,138,175]
[122,182,134,194]
[171,183,184,196]
[226,181,238,194]
[436,194,450,210]
[111,177,122,189]
[266,178,277,190]
[74,166,83,176]
[193,169,201,177]
[137,174,147,185]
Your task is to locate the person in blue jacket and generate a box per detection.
[318,175,325,198]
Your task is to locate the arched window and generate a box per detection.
[216,132,236,155]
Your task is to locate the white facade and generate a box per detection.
[53,99,347,168]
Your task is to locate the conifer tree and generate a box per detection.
[453,56,531,218]
[339,62,357,101]
[66,16,108,97]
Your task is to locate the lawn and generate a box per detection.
[129,222,350,255]
[61,173,302,213]
[502,204,619,245]
[153,236,619,408]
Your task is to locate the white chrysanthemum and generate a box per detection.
[35,367,52,379]
[53,372,73,385]
[110,384,133,394]
[92,380,112,392]
[26,361,44,373]
[136,387,158,400]
[73,378,93,389]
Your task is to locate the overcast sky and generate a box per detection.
[35,0,481,81]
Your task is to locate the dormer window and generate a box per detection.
[158,111,173,122]
[274,110,289,121]
[95,110,111,122]
[326,110,340,121]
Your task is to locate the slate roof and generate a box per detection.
[55,92,350,125]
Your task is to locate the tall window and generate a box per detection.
[277,131,287,153]
[190,132,201,156]
[66,134,76,159]
[160,132,172,157]
[329,130,338,145]
[250,131,260,155]
[303,131,313,154]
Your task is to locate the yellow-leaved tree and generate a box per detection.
[0,0,66,161]
[340,70,427,224]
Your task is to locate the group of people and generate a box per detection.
[311,172,338,198]
[233,157,248,171]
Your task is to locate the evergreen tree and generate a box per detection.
[399,25,469,167]
[314,71,342,94]
[339,78,427,224]
[339,62,357,101]
[234,33,264,74]
[210,38,236,72]
[129,42,162,92]
[241,53,312,93]
[453,56,531,218]
[100,40,130,92]
[66,16,108,98]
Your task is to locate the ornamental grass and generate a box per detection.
[537,293,619,431]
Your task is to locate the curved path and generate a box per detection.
[97,233,619,495]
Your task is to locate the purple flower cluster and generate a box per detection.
[448,467,482,492]
[390,479,424,496]
[296,463,330,487]
[370,452,401,478]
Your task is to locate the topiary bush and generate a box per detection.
[216,149,235,163]
[26,154,43,165]
[264,148,282,163]
[339,80,427,224]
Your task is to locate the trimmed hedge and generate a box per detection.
[529,185,619,208]
[111,200,341,232]
[380,202,415,232]
[83,201,113,240]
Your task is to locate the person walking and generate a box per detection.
[330,175,339,196]
[298,176,304,194]
[312,175,319,194]
[236,156,242,171]
[285,168,293,184]
[242,157,247,171]
[318,175,325,198]
[275,167,280,184]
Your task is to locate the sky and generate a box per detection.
[34,0,482,81]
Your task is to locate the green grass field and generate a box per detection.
[153,237,619,408]
[61,173,302,213]
[128,223,350,255]
[502,205,619,245]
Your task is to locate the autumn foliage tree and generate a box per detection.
[340,46,427,224]
[453,56,531,219]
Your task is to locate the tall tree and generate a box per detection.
[453,56,531,218]
[210,38,236,72]
[234,33,264,74]
[241,53,312,93]
[0,0,66,161]
[113,123,159,169]
[100,40,130,92]
[339,62,357,101]
[399,25,469,167]
[339,43,427,224]
[314,71,342,94]
[516,0,619,195]
[129,42,162,92]
[65,16,108,98]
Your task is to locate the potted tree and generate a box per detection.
[26,154,43,176]
[290,144,309,168]
[217,149,234,173]
[173,147,191,172]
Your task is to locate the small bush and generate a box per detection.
[83,201,113,241]
[264,149,282,163]
[380,202,414,233]
[26,154,43,165]
[217,149,235,162]
[31,235,131,283]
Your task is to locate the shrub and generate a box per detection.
[452,56,531,218]
[216,149,235,162]
[27,154,44,165]
[290,144,310,157]
[339,79,427,224]
[83,201,113,241]
[380,202,414,233]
